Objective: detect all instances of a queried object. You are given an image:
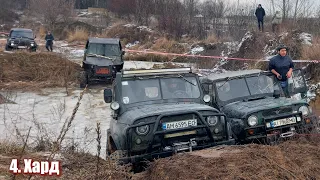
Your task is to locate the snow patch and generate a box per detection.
[137,26,153,32]
[223,42,239,55]
[299,32,312,45]
[125,41,140,48]
[237,31,253,51]
[123,24,136,28]
[190,46,204,55]
[124,61,195,70]
[70,49,84,58]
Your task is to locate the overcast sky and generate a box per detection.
[224,0,320,16]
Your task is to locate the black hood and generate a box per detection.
[84,56,123,66]
[221,97,307,118]
[119,103,218,125]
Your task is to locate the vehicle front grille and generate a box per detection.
[262,107,292,117]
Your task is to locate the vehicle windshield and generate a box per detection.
[216,74,280,102]
[121,76,201,104]
[87,43,120,56]
[11,31,33,38]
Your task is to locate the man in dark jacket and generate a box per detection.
[269,44,294,98]
[45,31,54,51]
[255,4,266,32]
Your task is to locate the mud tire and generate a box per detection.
[79,71,88,88]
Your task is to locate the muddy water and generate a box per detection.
[0,87,111,158]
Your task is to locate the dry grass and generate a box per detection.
[204,33,219,44]
[0,141,24,156]
[138,137,320,180]
[124,53,170,62]
[67,28,89,43]
[61,152,132,180]
[38,26,47,39]
[0,52,82,90]
[106,23,156,46]
[301,44,320,60]
[151,37,187,54]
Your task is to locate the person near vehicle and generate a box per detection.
[269,45,294,98]
[45,31,54,52]
[272,11,282,33]
[255,4,266,32]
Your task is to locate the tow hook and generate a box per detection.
[280,131,295,138]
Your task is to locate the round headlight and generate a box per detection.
[298,105,309,116]
[203,95,211,103]
[31,43,34,46]
[110,102,120,110]
[136,124,150,135]
[248,115,258,126]
[207,116,218,126]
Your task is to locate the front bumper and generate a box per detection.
[8,44,37,50]
[83,65,119,80]
[117,139,235,164]
[120,110,234,164]
[244,113,318,141]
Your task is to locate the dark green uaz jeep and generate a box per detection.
[200,69,319,144]
[79,38,125,88]
[103,68,235,164]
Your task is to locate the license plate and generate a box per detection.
[96,68,109,74]
[162,119,197,130]
[267,117,297,128]
[18,46,27,49]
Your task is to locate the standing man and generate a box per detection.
[272,11,282,33]
[45,31,54,52]
[255,4,266,32]
[269,44,294,98]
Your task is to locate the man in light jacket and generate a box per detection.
[272,11,282,33]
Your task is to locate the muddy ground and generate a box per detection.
[135,137,320,180]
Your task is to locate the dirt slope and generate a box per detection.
[136,138,320,180]
[0,52,81,90]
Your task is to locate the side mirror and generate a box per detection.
[104,89,112,103]
[273,89,280,99]
[122,51,125,55]
[34,35,36,39]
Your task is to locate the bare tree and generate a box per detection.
[108,0,136,20]
[28,0,75,28]
[270,0,314,20]
[154,0,186,38]
[135,0,154,25]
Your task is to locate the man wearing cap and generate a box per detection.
[269,45,294,98]
[255,4,266,32]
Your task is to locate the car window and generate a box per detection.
[160,77,201,99]
[11,31,33,38]
[121,79,161,104]
[246,75,276,95]
[216,79,250,101]
[87,43,120,56]
[121,76,201,104]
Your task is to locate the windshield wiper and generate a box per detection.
[87,53,114,60]
[178,74,196,86]
[217,77,230,90]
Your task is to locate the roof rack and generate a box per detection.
[122,67,192,77]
